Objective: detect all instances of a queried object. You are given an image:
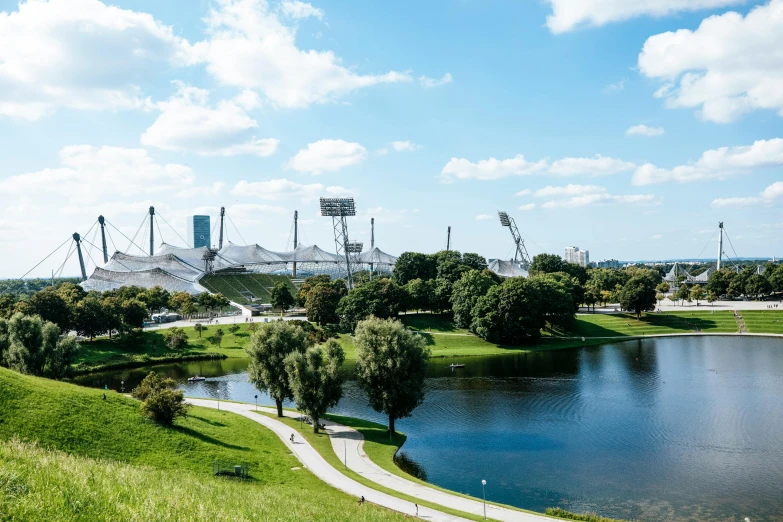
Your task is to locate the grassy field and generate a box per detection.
[200,273,297,305]
[741,310,783,334]
[549,311,739,337]
[0,367,405,522]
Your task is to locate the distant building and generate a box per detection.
[565,246,589,267]
[595,259,620,269]
[187,215,211,248]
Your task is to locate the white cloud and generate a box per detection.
[177,182,225,199]
[652,234,663,240]
[391,141,422,152]
[279,1,324,20]
[441,153,635,182]
[0,0,191,120]
[711,181,783,208]
[440,155,548,182]
[535,184,657,208]
[545,0,742,34]
[627,124,665,137]
[518,203,536,211]
[549,155,636,176]
[419,73,453,88]
[516,189,532,196]
[231,179,354,203]
[475,214,493,221]
[0,145,194,204]
[191,0,412,108]
[602,80,626,94]
[287,139,366,174]
[638,1,783,122]
[141,82,279,157]
[632,138,783,185]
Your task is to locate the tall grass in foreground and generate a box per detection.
[545,507,629,522]
[0,438,401,522]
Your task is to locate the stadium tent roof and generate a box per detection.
[488,259,528,278]
[104,252,202,282]
[158,242,234,271]
[219,242,286,264]
[690,267,713,283]
[356,247,397,266]
[80,267,204,294]
[273,244,342,263]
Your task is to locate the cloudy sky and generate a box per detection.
[1,0,782,278]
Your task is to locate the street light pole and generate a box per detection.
[255,394,258,412]
[482,479,487,520]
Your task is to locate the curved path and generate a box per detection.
[186,398,551,521]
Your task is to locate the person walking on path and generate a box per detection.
[415,503,418,517]
[290,433,295,444]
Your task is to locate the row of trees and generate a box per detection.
[246,317,429,433]
[706,265,783,299]
[0,282,229,342]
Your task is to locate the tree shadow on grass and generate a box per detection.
[189,414,227,427]
[174,425,249,451]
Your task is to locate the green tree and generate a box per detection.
[193,323,206,338]
[285,339,345,434]
[27,286,71,331]
[690,284,705,305]
[0,294,17,320]
[745,273,771,300]
[471,278,542,344]
[304,282,345,326]
[210,328,224,348]
[133,372,188,426]
[73,296,107,340]
[528,273,578,328]
[707,291,718,306]
[100,295,123,339]
[530,253,567,274]
[405,278,435,314]
[228,324,241,335]
[197,293,217,313]
[353,317,429,433]
[618,275,657,319]
[0,317,9,364]
[140,286,171,315]
[392,252,437,285]
[676,284,691,305]
[246,320,311,417]
[461,253,488,271]
[656,282,670,294]
[337,278,407,331]
[707,269,734,297]
[164,327,188,351]
[55,282,87,308]
[768,264,783,293]
[121,298,148,329]
[656,292,665,309]
[297,275,333,307]
[271,282,295,317]
[451,270,498,328]
[169,291,196,316]
[3,313,76,378]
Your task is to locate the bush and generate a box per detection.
[163,327,188,351]
[132,371,188,426]
[544,508,627,522]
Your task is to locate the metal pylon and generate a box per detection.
[332,215,354,288]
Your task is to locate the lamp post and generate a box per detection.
[481,479,487,520]
[217,383,221,411]
[254,394,258,412]
[120,380,125,393]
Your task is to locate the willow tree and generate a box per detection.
[285,339,345,433]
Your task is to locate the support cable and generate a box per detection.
[155,216,165,249]
[157,212,189,248]
[82,236,133,272]
[694,227,719,262]
[139,225,148,257]
[106,220,146,255]
[54,241,76,279]
[723,228,742,268]
[127,214,148,254]
[227,215,247,245]
[18,236,72,280]
[105,226,118,256]
[80,236,101,274]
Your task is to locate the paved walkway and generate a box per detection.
[186,398,552,521]
[186,399,470,521]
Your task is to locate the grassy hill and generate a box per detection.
[200,273,297,305]
[742,310,783,334]
[0,367,403,522]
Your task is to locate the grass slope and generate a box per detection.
[549,311,738,337]
[0,368,403,522]
[200,273,297,305]
[742,310,783,334]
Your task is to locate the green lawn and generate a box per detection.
[0,367,404,522]
[549,311,739,337]
[200,273,297,305]
[741,311,783,334]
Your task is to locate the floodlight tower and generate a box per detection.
[320,197,357,288]
[73,233,87,281]
[446,226,451,251]
[218,207,225,250]
[717,222,724,271]
[369,217,375,279]
[292,210,299,278]
[98,215,108,263]
[149,206,155,256]
[498,211,531,270]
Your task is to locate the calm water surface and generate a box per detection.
[75,336,783,522]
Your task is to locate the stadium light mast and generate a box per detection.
[292,210,299,278]
[98,215,108,263]
[149,206,155,256]
[219,207,225,250]
[717,222,724,271]
[369,217,375,279]
[498,211,532,270]
[446,226,451,251]
[73,233,87,281]
[320,197,357,288]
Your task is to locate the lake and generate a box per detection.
[73,336,783,522]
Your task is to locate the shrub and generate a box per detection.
[163,327,188,351]
[132,371,188,426]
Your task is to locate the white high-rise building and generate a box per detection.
[565,246,589,267]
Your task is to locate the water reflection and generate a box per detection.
[72,336,783,522]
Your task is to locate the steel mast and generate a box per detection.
[498,211,532,270]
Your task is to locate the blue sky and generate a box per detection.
[1,0,782,278]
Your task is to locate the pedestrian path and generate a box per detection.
[186,399,471,521]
